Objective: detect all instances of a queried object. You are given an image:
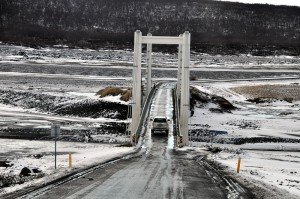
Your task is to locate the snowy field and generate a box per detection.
[0,44,135,143]
[1,43,298,143]
[191,79,300,140]
[0,139,133,196]
[0,43,299,196]
[206,144,300,197]
[190,78,300,198]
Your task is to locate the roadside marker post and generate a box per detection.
[237,157,242,173]
[51,124,60,170]
[180,135,183,144]
[131,134,136,146]
[55,138,57,169]
[68,152,72,168]
[178,135,183,148]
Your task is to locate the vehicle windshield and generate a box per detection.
[153,118,167,122]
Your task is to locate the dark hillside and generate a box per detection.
[0,0,300,54]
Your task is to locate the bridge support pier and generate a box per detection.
[179,32,190,146]
[177,37,182,100]
[146,33,153,97]
[131,30,142,144]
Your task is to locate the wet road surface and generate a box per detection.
[34,136,227,199]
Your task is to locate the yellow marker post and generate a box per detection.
[178,135,183,148]
[68,152,72,168]
[237,157,241,173]
[131,134,136,146]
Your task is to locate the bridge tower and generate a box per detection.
[131,30,190,146]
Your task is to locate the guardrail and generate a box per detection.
[172,86,180,143]
[134,83,162,146]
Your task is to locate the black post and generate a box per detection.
[55,126,57,169]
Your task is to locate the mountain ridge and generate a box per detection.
[0,0,299,54]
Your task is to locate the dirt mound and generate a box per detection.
[190,87,210,103]
[54,99,128,119]
[211,95,236,110]
[0,89,129,119]
[190,86,236,112]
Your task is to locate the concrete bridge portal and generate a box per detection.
[131,30,190,146]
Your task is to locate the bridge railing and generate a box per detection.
[173,86,181,141]
[134,83,162,147]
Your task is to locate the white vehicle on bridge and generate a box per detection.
[151,116,169,134]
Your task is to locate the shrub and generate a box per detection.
[97,87,124,97]
[97,87,132,102]
[120,88,132,102]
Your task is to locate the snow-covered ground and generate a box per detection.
[206,144,300,197]
[0,42,299,197]
[190,78,300,198]
[216,0,300,7]
[1,43,300,70]
[0,87,131,142]
[0,139,134,196]
[191,79,300,140]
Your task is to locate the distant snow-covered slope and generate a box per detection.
[216,0,300,7]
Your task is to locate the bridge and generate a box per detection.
[131,30,191,146]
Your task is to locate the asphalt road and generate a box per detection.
[32,136,227,199]
[29,133,254,199]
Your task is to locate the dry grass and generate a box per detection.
[232,84,300,101]
[97,87,132,102]
[120,89,132,102]
[97,87,123,97]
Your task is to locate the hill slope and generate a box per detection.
[1,0,300,54]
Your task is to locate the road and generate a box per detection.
[22,84,252,199]
[22,137,252,199]
[35,137,224,199]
